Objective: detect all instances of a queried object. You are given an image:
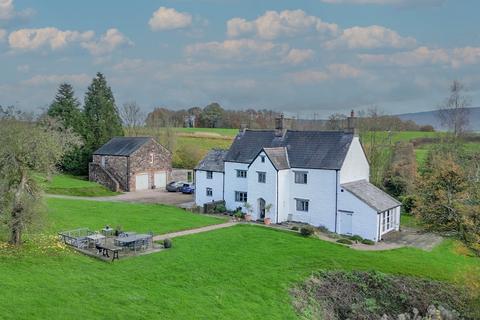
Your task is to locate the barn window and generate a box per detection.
[206,188,213,197]
[150,153,154,164]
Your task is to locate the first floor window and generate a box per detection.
[235,191,248,202]
[257,171,266,183]
[236,170,247,178]
[294,171,308,184]
[206,171,213,179]
[206,187,213,197]
[296,199,309,212]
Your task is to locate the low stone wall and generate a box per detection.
[171,168,193,183]
[89,163,120,192]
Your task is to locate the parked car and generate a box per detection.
[180,183,195,194]
[166,181,185,192]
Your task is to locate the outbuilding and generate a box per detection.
[89,137,172,192]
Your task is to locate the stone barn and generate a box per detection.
[89,137,172,192]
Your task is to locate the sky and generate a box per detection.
[0,0,479,118]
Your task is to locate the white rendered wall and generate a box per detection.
[224,161,249,211]
[340,136,370,184]
[277,169,290,223]
[337,187,381,241]
[287,168,337,230]
[195,170,224,206]
[247,151,278,221]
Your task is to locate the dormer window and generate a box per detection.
[150,153,154,164]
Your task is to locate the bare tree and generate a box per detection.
[438,80,471,137]
[120,102,144,136]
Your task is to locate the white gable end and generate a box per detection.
[340,136,369,184]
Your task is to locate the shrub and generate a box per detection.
[361,239,375,245]
[163,238,172,248]
[350,235,363,242]
[400,195,415,214]
[214,204,226,213]
[291,226,299,231]
[300,226,315,237]
[336,238,353,245]
[317,225,329,233]
[234,211,244,219]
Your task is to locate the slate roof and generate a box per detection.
[341,180,401,212]
[93,137,152,156]
[195,149,228,172]
[263,147,290,170]
[225,130,354,170]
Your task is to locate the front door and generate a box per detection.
[258,198,266,219]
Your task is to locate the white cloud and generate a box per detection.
[283,48,314,65]
[16,64,29,73]
[359,46,449,66]
[326,25,416,49]
[452,47,480,68]
[0,28,6,41]
[81,28,132,55]
[227,9,338,40]
[0,0,34,21]
[290,63,361,84]
[320,0,445,6]
[149,7,192,31]
[8,27,94,50]
[185,38,288,60]
[290,70,330,83]
[22,73,90,86]
[327,63,362,78]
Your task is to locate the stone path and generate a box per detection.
[153,222,238,241]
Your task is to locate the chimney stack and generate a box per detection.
[275,114,285,137]
[346,110,359,136]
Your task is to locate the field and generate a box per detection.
[0,198,478,319]
[39,174,119,197]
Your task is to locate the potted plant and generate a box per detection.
[263,204,273,225]
[244,202,253,221]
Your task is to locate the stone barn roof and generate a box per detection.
[93,137,153,156]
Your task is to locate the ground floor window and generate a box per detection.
[295,198,309,212]
[206,187,213,197]
[235,191,248,202]
[382,209,394,232]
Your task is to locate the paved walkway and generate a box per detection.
[153,222,238,241]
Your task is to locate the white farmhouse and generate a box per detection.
[194,118,401,241]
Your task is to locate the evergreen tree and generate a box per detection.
[83,72,123,150]
[47,83,84,133]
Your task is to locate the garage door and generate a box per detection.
[339,211,353,236]
[135,174,149,191]
[154,171,166,189]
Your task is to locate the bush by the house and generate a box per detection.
[317,225,329,233]
[233,211,244,219]
[349,235,363,242]
[214,204,226,213]
[291,226,299,231]
[336,238,353,245]
[163,238,172,248]
[290,270,473,320]
[300,226,315,237]
[361,239,375,245]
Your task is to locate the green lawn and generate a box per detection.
[46,198,227,234]
[0,223,478,320]
[41,174,119,197]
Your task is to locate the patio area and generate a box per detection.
[58,227,165,261]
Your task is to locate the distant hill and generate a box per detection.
[396,107,480,131]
